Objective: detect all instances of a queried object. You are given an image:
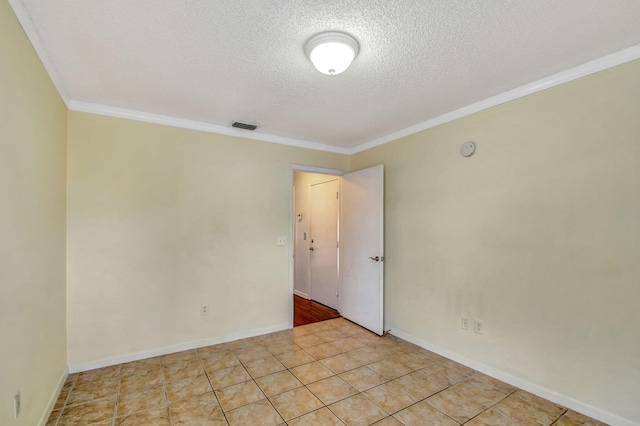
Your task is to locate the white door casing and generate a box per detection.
[309,179,340,310]
[340,165,384,335]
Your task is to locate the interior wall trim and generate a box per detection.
[38,367,68,426]
[293,290,309,299]
[9,0,640,156]
[67,323,290,374]
[389,328,638,426]
[7,0,70,106]
[351,43,640,154]
[68,45,640,156]
[68,101,351,155]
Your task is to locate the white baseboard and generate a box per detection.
[293,290,309,299]
[389,328,638,426]
[38,366,68,426]
[68,322,290,373]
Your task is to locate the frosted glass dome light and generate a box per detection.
[305,32,359,75]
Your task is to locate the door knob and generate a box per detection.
[309,247,314,251]
[369,256,384,262]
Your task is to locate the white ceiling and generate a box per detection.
[11,0,640,153]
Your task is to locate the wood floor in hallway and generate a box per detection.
[294,294,341,326]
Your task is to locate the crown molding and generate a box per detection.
[347,43,640,154]
[8,0,70,106]
[13,0,640,158]
[68,101,351,155]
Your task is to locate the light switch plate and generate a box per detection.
[277,236,287,246]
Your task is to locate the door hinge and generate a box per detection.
[336,192,339,199]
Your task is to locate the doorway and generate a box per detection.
[291,164,385,334]
[293,170,341,325]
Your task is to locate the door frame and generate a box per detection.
[289,165,347,329]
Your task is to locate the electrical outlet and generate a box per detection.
[474,319,484,334]
[14,391,21,419]
[200,305,208,316]
[461,316,470,330]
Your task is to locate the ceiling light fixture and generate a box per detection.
[305,32,359,76]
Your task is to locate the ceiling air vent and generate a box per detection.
[232,122,257,131]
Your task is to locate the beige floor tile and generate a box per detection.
[255,370,303,397]
[426,387,485,423]
[287,407,344,425]
[120,366,164,393]
[244,356,286,378]
[53,380,73,411]
[393,401,458,426]
[117,384,167,417]
[207,365,252,389]
[75,365,121,385]
[216,380,265,412]
[180,413,229,425]
[163,350,199,365]
[291,327,312,337]
[364,382,420,414]
[304,343,343,359]
[197,345,228,359]
[266,341,301,356]
[419,362,470,386]
[306,375,358,405]
[554,410,608,426]
[116,406,170,425]
[45,409,62,426]
[372,417,404,426]
[315,328,348,342]
[201,352,241,372]
[269,386,324,421]
[225,399,284,426]
[352,332,387,346]
[339,366,388,392]
[492,390,565,426]
[472,373,517,392]
[234,346,272,363]
[367,359,413,380]
[329,337,365,352]
[293,334,326,348]
[58,397,115,426]
[466,408,521,426]
[163,359,205,382]
[120,360,162,377]
[48,321,608,426]
[276,350,316,369]
[329,394,388,425]
[449,377,513,408]
[165,373,213,403]
[169,392,223,425]
[391,371,446,399]
[65,377,119,406]
[320,353,364,374]
[393,351,433,370]
[290,361,335,384]
[304,322,334,334]
[347,347,388,364]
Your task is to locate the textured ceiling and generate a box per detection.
[12,0,640,151]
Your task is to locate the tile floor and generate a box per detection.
[46,318,607,425]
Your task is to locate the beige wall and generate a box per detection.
[0,1,68,425]
[351,59,640,423]
[66,111,349,367]
[293,171,343,298]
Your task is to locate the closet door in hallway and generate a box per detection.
[309,178,339,310]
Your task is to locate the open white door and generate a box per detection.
[341,165,384,335]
